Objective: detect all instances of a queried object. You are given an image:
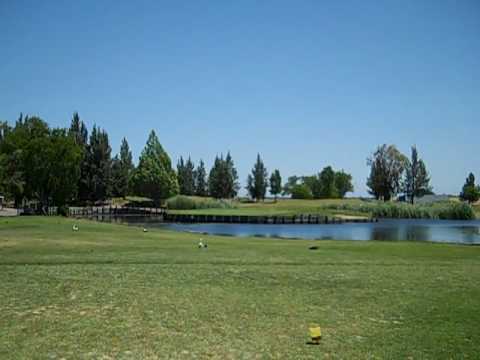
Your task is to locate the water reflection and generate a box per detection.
[95,216,480,244]
[371,226,400,241]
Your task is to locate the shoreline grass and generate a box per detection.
[166,197,476,220]
[1,217,480,358]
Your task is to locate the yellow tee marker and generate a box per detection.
[309,326,322,344]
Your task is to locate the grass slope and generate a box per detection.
[169,198,367,217]
[1,217,480,359]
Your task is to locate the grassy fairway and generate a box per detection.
[169,198,367,217]
[1,217,480,359]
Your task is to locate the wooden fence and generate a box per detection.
[67,206,166,217]
[163,213,377,224]
[44,206,377,225]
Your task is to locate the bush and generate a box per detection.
[166,195,236,210]
[291,184,313,199]
[57,205,69,217]
[322,201,475,220]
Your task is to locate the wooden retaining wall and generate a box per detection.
[163,213,377,224]
[47,206,377,225]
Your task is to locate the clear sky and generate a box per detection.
[1,0,479,196]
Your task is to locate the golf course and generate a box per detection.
[1,217,480,359]
[164,196,477,220]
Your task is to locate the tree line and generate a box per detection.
[366,144,479,204]
[279,167,354,200]
[0,113,174,209]
[176,153,355,202]
[1,113,477,209]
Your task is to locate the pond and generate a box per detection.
[96,216,480,244]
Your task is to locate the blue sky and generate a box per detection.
[1,0,479,196]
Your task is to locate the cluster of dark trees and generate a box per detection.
[367,143,479,204]
[3,113,476,209]
[281,167,354,200]
[0,112,356,208]
[245,154,281,201]
[176,153,239,199]
[177,153,279,202]
[176,153,355,202]
[366,144,432,203]
[0,113,179,209]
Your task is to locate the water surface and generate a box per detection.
[97,216,480,244]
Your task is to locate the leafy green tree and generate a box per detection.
[282,176,299,196]
[367,144,407,201]
[318,166,338,198]
[0,120,10,144]
[460,173,480,204]
[288,169,353,199]
[269,169,282,201]
[0,118,24,205]
[1,116,81,209]
[0,151,24,206]
[291,183,313,199]
[48,129,83,206]
[131,130,178,205]
[246,154,268,201]
[335,170,354,198]
[194,159,208,196]
[403,146,432,204]
[302,175,322,198]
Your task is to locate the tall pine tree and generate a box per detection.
[208,155,223,199]
[269,169,282,201]
[177,156,195,195]
[87,125,112,202]
[208,153,239,199]
[111,138,134,198]
[225,152,239,198]
[246,154,268,201]
[184,157,195,195]
[177,156,186,194]
[194,159,208,196]
[68,112,89,203]
[403,146,432,204]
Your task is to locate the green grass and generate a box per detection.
[168,197,477,220]
[169,198,368,217]
[1,217,480,359]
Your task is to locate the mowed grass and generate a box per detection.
[1,217,480,359]
[169,198,367,217]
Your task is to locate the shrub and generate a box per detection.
[322,201,475,220]
[291,184,313,199]
[57,205,69,217]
